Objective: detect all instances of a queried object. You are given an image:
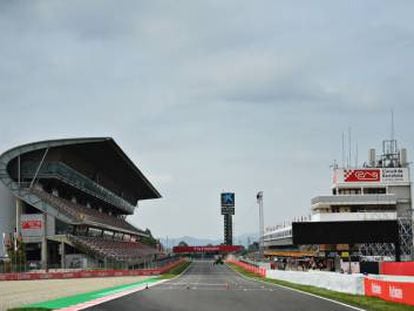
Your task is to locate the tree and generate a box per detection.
[178,241,188,247]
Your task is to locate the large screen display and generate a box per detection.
[292,220,399,245]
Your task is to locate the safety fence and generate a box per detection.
[226,259,266,277]
[0,258,185,281]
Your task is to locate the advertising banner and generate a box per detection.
[364,277,414,306]
[380,262,414,276]
[344,169,380,182]
[221,193,235,207]
[20,214,43,237]
[334,168,409,185]
[173,245,243,253]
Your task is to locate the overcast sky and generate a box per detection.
[1,1,413,240]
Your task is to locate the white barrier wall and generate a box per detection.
[266,269,365,295]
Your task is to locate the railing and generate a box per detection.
[21,162,135,213]
[311,194,397,206]
[311,212,397,222]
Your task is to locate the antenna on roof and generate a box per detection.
[391,108,395,142]
[341,132,345,168]
[348,127,352,168]
[355,142,358,168]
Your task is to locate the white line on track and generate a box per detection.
[228,265,366,311]
[58,261,193,311]
[57,280,169,311]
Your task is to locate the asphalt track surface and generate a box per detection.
[87,260,359,311]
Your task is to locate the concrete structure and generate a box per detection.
[311,139,412,260]
[0,138,162,269]
[0,182,15,257]
[264,138,413,262]
[221,193,235,246]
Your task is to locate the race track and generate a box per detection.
[86,260,360,311]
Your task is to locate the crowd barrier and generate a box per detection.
[266,269,365,295]
[365,277,414,306]
[226,259,266,277]
[380,262,414,276]
[0,258,185,281]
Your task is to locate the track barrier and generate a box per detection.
[364,277,414,306]
[380,261,414,276]
[0,258,185,281]
[226,259,266,277]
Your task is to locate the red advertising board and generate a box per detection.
[364,277,414,306]
[173,245,243,253]
[21,220,42,230]
[380,262,414,276]
[0,259,185,281]
[344,169,381,182]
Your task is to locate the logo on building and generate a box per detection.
[221,193,235,207]
[344,169,381,182]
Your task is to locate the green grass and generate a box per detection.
[227,263,414,311]
[159,260,191,279]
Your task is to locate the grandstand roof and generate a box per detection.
[0,137,161,202]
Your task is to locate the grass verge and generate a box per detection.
[227,263,414,311]
[159,260,191,279]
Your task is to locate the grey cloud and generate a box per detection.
[0,1,413,238]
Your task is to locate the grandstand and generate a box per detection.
[0,137,162,270]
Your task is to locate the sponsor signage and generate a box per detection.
[334,168,409,184]
[173,245,243,253]
[382,168,408,183]
[364,278,414,306]
[221,207,235,215]
[20,214,43,237]
[344,169,380,182]
[221,193,235,207]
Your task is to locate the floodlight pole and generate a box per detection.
[257,191,264,260]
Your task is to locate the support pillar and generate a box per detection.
[41,213,48,271]
[15,198,21,235]
[60,241,65,269]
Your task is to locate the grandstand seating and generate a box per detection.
[68,235,158,263]
[31,188,145,235]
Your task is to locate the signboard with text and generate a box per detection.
[334,168,409,185]
[221,192,235,215]
[221,193,235,207]
[173,245,243,253]
[21,214,43,237]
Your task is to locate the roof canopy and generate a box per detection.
[0,137,161,204]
